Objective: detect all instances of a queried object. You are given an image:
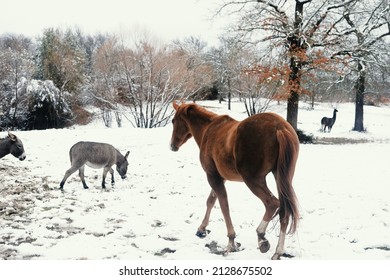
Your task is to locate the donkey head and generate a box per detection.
[8,132,26,161]
[116,151,130,179]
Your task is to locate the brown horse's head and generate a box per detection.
[170,101,193,152]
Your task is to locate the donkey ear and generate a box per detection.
[8,132,17,142]
[125,151,130,159]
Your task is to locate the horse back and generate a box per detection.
[234,113,291,175]
[200,112,295,181]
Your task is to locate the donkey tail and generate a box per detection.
[275,128,300,234]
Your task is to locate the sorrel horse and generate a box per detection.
[170,101,300,260]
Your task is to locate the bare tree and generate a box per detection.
[215,0,352,131]
[173,36,216,102]
[90,32,213,128]
[331,0,390,131]
[90,35,122,127]
[208,36,245,110]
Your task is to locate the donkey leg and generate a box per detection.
[60,166,79,190]
[109,167,115,185]
[244,177,279,254]
[207,174,237,254]
[78,166,89,189]
[101,167,111,189]
[196,190,217,238]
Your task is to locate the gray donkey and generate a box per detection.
[60,141,130,190]
[0,132,26,161]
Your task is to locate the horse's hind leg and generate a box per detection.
[206,174,237,254]
[196,190,217,238]
[272,216,288,260]
[244,177,279,254]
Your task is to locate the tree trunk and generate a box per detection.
[353,62,365,132]
[286,40,301,131]
[285,0,304,131]
[287,91,299,131]
[227,77,231,110]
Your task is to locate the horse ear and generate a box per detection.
[125,151,130,159]
[183,104,195,116]
[173,101,180,110]
[8,132,17,142]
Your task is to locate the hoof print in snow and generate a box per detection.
[206,241,243,256]
[205,241,226,256]
[0,248,18,260]
[365,246,390,251]
[281,253,295,259]
[159,235,179,241]
[151,220,164,227]
[154,247,176,256]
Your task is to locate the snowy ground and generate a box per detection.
[0,100,389,260]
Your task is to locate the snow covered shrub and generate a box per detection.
[23,79,73,130]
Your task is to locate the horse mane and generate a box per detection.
[185,103,218,121]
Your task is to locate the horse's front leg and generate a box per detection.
[207,174,238,254]
[196,190,217,238]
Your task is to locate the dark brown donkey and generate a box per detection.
[60,141,130,190]
[0,132,26,161]
[170,101,300,260]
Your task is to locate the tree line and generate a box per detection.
[1,0,389,133]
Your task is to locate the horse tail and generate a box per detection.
[275,128,300,234]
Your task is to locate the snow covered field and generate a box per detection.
[1,100,389,261]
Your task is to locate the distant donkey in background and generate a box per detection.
[60,141,130,190]
[0,132,26,161]
[321,109,338,132]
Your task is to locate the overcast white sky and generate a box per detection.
[1,0,228,46]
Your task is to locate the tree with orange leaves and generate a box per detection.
[216,0,353,132]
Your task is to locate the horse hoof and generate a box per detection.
[196,229,210,238]
[259,239,270,253]
[271,253,281,260]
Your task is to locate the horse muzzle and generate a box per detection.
[19,154,26,161]
[170,143,179,152]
